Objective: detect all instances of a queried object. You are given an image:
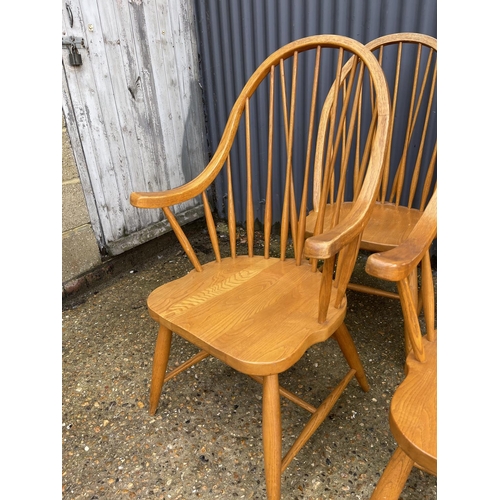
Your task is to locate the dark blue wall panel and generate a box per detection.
[193,0,437,223]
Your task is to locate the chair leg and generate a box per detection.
[333,322,369,392]
[370,446,414,499]
[149,324,172,415]
[262,374,282,500]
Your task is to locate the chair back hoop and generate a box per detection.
[130,35,391,323]
[312,33,437,221]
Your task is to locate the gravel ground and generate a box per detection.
[62,219,437,499]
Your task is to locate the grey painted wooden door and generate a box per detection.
[62,0,208,255]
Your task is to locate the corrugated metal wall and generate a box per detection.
[193,0,437,223]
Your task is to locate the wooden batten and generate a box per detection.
[421,251,436,342]
[245,98,255,257]
[333,236,362,307]
[279,52,299,261]
[354,105,378,199]
[407,50,436,207]
[382,41,402,204]
[264,66,275,260]
[420,144,437,211]
[297,46,322,264]
[318,256,335,323]
[313,49,345,238]
[333,61,366,229]
[226,155,237,259]
[162,206,202,272]
[202,191,221,263]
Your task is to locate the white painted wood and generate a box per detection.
[62,66,104,250]
[62,0,208,255]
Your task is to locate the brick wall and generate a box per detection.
[62,113,101,287]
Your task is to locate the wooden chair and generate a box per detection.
[130,35,390,499]
[366,190,437,499]
[305,33,437,337]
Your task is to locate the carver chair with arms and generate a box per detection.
[306,33,437,347]
[130,35,390,499]
[366,190,437,499]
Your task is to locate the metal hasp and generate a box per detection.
[62,36,85,49]
[63,36,85,67]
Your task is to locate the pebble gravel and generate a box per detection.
[62,220,437,499]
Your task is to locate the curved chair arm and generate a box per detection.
[365,190,437,282]
[130,124,236,209]
[130,158,223,209]
[304,204,371,260]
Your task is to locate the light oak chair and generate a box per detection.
[306,33,437,342]
[366,190,437,499]
[130,35,390,499]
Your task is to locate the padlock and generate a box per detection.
[68,43,82,66]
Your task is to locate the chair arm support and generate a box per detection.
[365,191,437,282]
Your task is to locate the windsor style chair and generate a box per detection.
[366,190,437,499]
[130,35,390,499]
[305,33,437,343]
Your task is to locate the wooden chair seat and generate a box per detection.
[148,256,347,376]
[389,335,436,475]
[306,202,423,252]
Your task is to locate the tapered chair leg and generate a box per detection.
[370,446,414,499]
[149,325,172,415]
[262,374,282,500]
[333,322,370,392]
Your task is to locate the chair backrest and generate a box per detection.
[131,35,391,323]
[312,33,437,218]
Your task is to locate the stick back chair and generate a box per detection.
[306,33,437,317]
[130,35,390,499]
[366,190,437,499]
